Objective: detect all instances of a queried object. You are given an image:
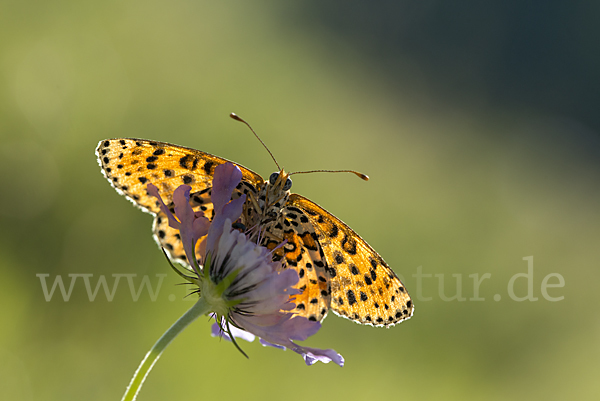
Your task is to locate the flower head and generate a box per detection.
[148,162,343,366]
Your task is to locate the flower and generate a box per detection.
[147,162,343,366]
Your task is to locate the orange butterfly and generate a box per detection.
[96,121,413,327]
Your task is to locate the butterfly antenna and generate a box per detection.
[289,169,369,181]
[230,113,281,171]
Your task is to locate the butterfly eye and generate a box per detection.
[283,177,293,191]
[269,172,279,184]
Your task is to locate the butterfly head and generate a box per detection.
[268,170,293,192]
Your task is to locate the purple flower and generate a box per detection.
[148,162,343,366]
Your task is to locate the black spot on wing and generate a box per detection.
[341,234,357,255]
[203,160,215,175]
[347,290,357,306]
[328,224,339,238]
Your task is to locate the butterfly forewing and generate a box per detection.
[289,194,414,327]
[96,139,263,209]
[96,139,263,265]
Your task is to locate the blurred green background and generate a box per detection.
[1,1,599,400]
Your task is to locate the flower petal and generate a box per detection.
[173,186,212,272]
[192,217,211,244]
[211,320,256,343]
[232,314,320,349]
[205,163,245,253]
[148,183,210,273]
[211,163,243,214]
[295,347,345,367]
[239,269,299,307]
[207,195,246,253]
[146,183,180,230]
[259,339,286,350]
[172,185,194,230]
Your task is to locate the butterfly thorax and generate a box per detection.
[243,170,291,244]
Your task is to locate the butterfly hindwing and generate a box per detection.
[289,194,414,327]
[266,207,331,322]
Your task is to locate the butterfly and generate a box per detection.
[96,136,413,327]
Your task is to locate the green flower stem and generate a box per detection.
[121,297,210,401]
